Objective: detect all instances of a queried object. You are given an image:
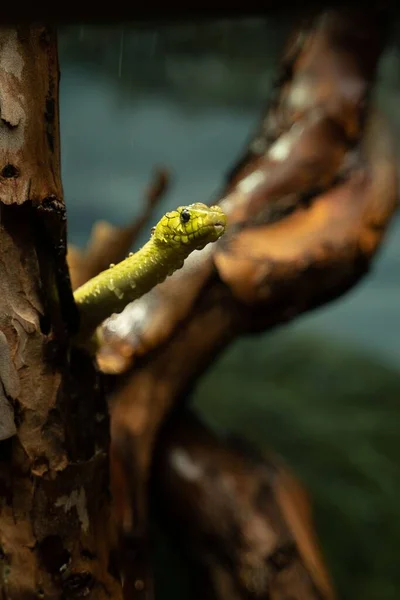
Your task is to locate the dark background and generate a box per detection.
[58,18,400,599]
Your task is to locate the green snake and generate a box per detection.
[73,202,227,346]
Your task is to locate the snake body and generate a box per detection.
[73,202,227,344]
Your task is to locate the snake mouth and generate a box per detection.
[214,222,226,234]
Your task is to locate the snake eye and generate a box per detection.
[180,208,190,223]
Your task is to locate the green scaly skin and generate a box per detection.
[73,202,227,347]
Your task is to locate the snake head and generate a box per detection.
[152,202,227,250]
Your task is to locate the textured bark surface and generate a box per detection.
[0,26,122,600]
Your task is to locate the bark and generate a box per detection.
[0,26,122,600]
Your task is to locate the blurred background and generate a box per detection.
[58,17,400,600]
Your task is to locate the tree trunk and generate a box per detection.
[0,25,122,600]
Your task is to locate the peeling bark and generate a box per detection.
[0,26,122,600]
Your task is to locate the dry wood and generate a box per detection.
[0,26,122,600]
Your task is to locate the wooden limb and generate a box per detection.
[97,7,392,374]
[109,99,397,598]
[68,167,169,290]
[152,410,336,600]
[214,109,398,308]
[108,102,398,551]
[105,7,396,597]
[0,26,122,599]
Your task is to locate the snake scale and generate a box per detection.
[73,202,227,347]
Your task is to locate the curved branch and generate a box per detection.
[103,8,396,597]
[97,8,394,374]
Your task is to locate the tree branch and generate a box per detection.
[105,10,397,583]
[97,7,395,373]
